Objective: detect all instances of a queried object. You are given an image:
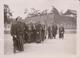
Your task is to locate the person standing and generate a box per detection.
[10,16,24,53]
[32,24,36,42]
[48,26,52,39]
[35,22,42,43]
[52,24,58,39]
[59,24,65,39]
[41,25,45,41]
[27,22,33,43]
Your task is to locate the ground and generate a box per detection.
[4,33,76,55]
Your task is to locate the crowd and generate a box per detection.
[10,16,65,53]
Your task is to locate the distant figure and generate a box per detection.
[10,16,25,53]
[52,24,58,39]
[35,22,42,43]
[41,24,46,41]
[48,26,52,39]
[27,22,33,43]
[59,24,65,39]
[24,23,29,43]
[32,23,36,42]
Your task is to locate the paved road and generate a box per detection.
[4,33,76,55]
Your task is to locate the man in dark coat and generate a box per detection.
[52,24,58,39]
[24,24,29,43]
[59,24,65,39]
[10,19,18,53]
[27,22,34,43]
[10,17,25,53]
[48,26,52,39]
[35,22,42,43]
[41,25,45,41]
[31,24,36,42]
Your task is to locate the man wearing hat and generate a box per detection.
[10,16,25,53]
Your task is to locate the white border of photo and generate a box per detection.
[0,0,80,58]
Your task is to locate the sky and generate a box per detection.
[3,0,79,18]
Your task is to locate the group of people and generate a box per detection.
[24,21,46,43]
[10,16,65,53]
[48,24,65,39]
[10,16,46,53]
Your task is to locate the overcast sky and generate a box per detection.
[4,0,78,18]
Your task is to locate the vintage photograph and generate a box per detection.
[4,0,77,55]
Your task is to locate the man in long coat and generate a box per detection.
[48,26,52,39]
[52,24,58,39]
[24,24,29,43]
[35,22,42,43]
[41,25,45,41]
[59,24,65,39]
[31,24,36,42]
[10,17,25,53]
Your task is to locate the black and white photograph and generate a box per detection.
[4,0,78,56]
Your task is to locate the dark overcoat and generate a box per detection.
[10,21,25,52]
